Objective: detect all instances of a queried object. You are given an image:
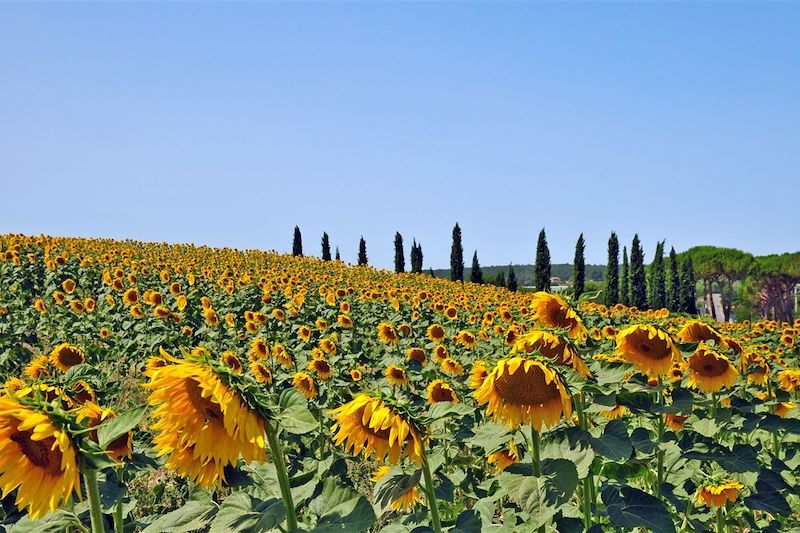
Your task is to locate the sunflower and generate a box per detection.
[130,305,145,318]
[370,466,424,512]
[377,322,399,345]
[298,325,312,342]
[475,357,572,431]
[615,324,681,377]
[250,338,269,361]
[222,352,242,372]
[427,380,459,404]
[529,292,588,341]
[69,300,85,314]
[330,393,424,464]
[273,344,293,368]
[292,372,317,399]
[406,347,427,366]
[71,380,96,404]
[433,345,449,363]
[144,359,266,487]
[52,291,66,305]
[250,362,273,385]
[684,344,739,393]
[61,278,76,294]
[427,324,446,343]
[0,396,80,519]
[338,314,353,328]
[456,330,478,349]
[440,357,464,376]
[308,358,334,380]
[75,401,133,461]
[350,368,363,382]
[470,360,489,389]
[778,369,800,392]
[204,308,220,327]
[696,480,744,507]
[23,356,51,379]
[385,365,409,387]
[122,288,138,306]
[776,402,796,418]
[514,330,591,378]
[487,440,519,472]
[599,405,626,420]
[676,320,727,349]
[4,378,26,394]
[50,343,85,372]
[664,414,688,431]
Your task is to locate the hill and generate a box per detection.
[431,263,605,286]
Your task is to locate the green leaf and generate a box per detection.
[309,479,376,533]
[745,490,791,516]
[541,459,579,504]
[499,474,558,529]
[691,418,719,438]
[631,427,656,455]
[590,419,632,461]
[8,510,82,532]
[209,492,285,533]
[140,500,217,533]
[543,434,595,479]
[374,467,422,511]
[450,509,483,533]
[97,404,146,449]
[424,402,475,422]
[601,485,675,533]
[468,421,511,453]
[278,388,318,435]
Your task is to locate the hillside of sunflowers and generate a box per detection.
[1,233,800,533]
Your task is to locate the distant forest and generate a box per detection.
[431,264,605,287]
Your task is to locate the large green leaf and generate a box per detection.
[309,478,376,533]
[600,485,675,533]
[424,402,475,423]
[97,404,146,448]
[278,388,318,435]
[209,492,285,533]
[468,421,512,453]
[140,499,217,533]
[590,419,632,461]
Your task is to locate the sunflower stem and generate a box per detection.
[716,506,725,533]
[113,467,124,532]
[575,394,593,528]
[84,469,106,533]
[420,451,443,533]
[711,392,718,418]
[529,426,546,533]
[265,421,298,531]
[655,377,665,499]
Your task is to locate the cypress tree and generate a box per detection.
[620,246,630,306]
[495,270,506,288]
[667,247,680,311]
[573,233,586,299]
[604,232,619,305]
[357,237,368,266]
[417,242,424,273]
[648,241,666,309]
[292,226,303,257]
[630,234,647,309]
[680,257,697,314]
[533,228,551,292]
[507,265,518,292]
[450,223,464,282]
[321,233,331,261]
[335,247,341,261]
[470,251,483,284]
[410,240,424,273]
[394,232,405,273]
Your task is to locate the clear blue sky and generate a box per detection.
[2,3,798,269]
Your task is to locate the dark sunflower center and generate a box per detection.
[690,354,730,377]
[184,379,223,422]
[494,366,559,405]
[12,429,63,476]
[431,386,455,402]
[58,348,83,366]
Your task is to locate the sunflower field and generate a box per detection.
[1,234,799,533]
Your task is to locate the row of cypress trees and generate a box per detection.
[293,225,697,312]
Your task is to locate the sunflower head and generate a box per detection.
[487,440,519,472]
[676,320,727,349]
[377,322,399,345]
[308,358,334,380]
[684,344,738,393]
[330,393,424,464]
[427,324,446,343]
[385,365,409,387]
[615,324,681,377]
[696,480,744,507]
[426,379,459,404]
[406,348,427,366]
[474,356,572,431]
[530,292,588,341]
[292,372,317,399]
[50,343,85,372]
[440,357,464,376]
[514,330,591,378]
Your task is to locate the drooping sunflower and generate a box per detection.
[776,402,796,418]
[514,330,591,378]
[676,320,727,349]
[456,330,478,349]
[696,480,744,507]
[474,357,572,431]
[599,405,626,420]
[250,338,269,361]
[615,324,681,377]
[50,343,85,372]
[406,347,427,366]
[469,360,489,389]
[330,393,424,464]
[529,292,588,341]
[143,359,266,487]
[377,322,399,345]
[684,344,739,393]
[250,361,273,385]
[664,414,688,431]
[272,344,293,368]
[292,372,317,399]
[308,358,334,380]
[778,369,800,392]
[440,357,464,376]
[385,365,409,387]
[426,379,459,404]
[487,440,519,472]
[0,396,81,519]
[370,466,424,511]
[23,356,51,379]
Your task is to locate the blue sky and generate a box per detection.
[1,3,798,269]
